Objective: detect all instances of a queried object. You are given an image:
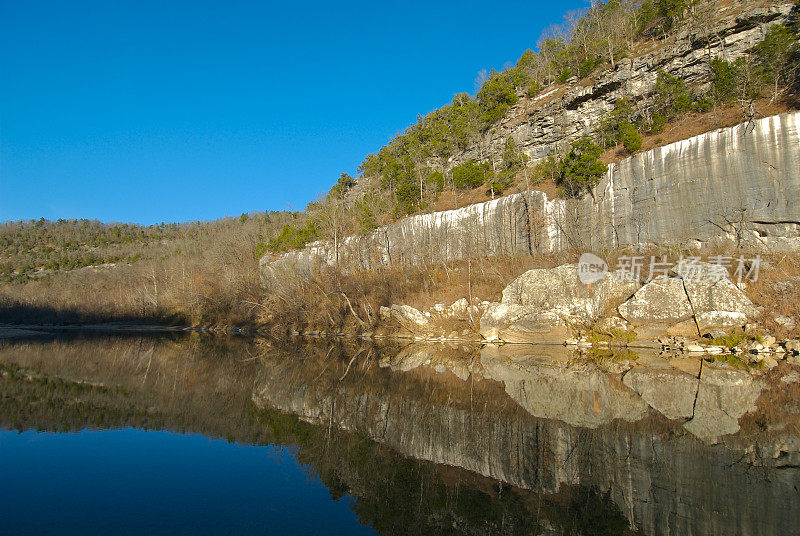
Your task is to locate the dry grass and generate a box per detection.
[261,252,576,334]
[742,254,800,339]
[600,99,792,164]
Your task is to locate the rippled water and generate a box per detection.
[0,333,798,535]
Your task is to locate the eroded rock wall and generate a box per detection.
[263,111,800,275]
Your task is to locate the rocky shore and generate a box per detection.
[364,260,800,369]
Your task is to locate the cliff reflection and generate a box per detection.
[253,340,800,536]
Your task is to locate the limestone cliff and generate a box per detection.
[263,111,800,274]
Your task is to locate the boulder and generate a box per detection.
[683,277,757,319]
[430,303,448,314]
[618,263,757,334]
[618,278,693,325]
[774,316,797,330]
[479,264,640,343]
[595,316,631,332]
[449,298,470,317]
[387,304,431,332]
[501,264,639,323]
[479,303,570,343]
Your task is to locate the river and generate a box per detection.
[0,333,797,535]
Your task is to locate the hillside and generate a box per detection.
[1,0,799,331]
[266,0,799,254]
[0,213,296,324]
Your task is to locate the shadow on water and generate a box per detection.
[1,334,798,535]
[0,300,189,326]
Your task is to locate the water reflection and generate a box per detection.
[1,334,798,535]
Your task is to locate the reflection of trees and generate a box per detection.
[0,334,272,444]
[3,336,798,536]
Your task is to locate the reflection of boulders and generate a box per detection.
[379,343,475,380]
[623,367,698,420]
[683,367,764,443]
[253,341,800,536]
[479,348,649,428]
[623,363,765,443]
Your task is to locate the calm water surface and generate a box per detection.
[0,333,798,535]
[0,428,373,535]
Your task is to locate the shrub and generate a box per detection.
[619,122,643,154]
[752,24,800,99]
[329,173,355,199]
[556,137,608,198]
[268,221,319,253]
[394,177,421,215]
[354,201,378,235]
[653,71,711,120]
[709,57,740,103]
[525,81,543,99]
[452,160,491,189]
[427,171,445,193]
[577,56,605,78]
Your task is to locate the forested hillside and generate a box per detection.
[266,0,799,254]
[0,213,297,324]
[2,0,798,328]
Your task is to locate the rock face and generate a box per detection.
[446,2,795,171]
[617,262,757,335]
[263,111,800,277]
[479,264,639,342]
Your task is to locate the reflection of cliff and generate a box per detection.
[2,335,798,536]
[252,407,633,536]
[253,342,800,536]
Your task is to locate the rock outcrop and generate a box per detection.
[480,264,639,342]
[262,2,799,277]
[449,2,795,170]
[263,111,800,276]
[617,261,757,337]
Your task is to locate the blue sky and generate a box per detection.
[0,0,585,224]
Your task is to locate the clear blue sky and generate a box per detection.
[0,0,584,224]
